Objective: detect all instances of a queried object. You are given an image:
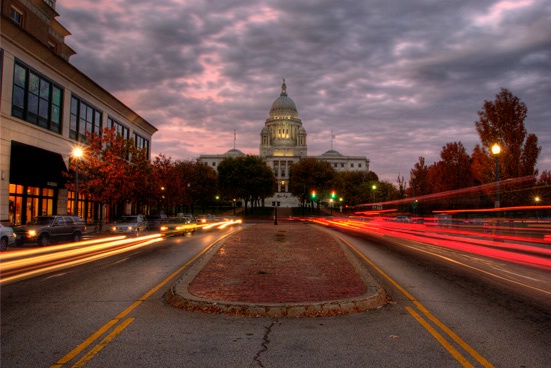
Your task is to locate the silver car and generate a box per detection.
[0,223,17,251]
[111,215,147,235]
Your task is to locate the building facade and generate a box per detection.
[1,0,157,225]
[199,80,369,206]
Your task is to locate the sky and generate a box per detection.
[56,0,551,184]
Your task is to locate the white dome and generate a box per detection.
[225,148,245,157]
[321,149,343,157]
[269,80,298,118]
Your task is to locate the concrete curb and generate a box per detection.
[164,228,388,318]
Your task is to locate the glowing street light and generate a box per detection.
[72,147,83,216]
[491,143,501,208]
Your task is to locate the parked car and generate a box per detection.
[465,218,484,225]
[13,215,87,247]
[222,216,242,223]
[111,215,147,235]
[160,217,197,237]
[177,213,195,223]
[146,214,168,230]
[0,223,17,251]
[195,214,215,224]
[395,216,412,223]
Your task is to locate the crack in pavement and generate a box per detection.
[253,319,278,367]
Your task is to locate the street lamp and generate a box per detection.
[411,174,416,216]
[72,147,83,216]
[371,184,377,209]
[160,186,166,215]
[535,196,541,222]
[491,143,501,208]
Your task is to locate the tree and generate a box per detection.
[334,171,376,206]
[149,154,185,216]
[217,156,275,214]
[66,128,148,224]
[288,158,336,211]
[190,160,219,213]
[426,142,476,210]
[474,88,541,205]
[409,157,431,197]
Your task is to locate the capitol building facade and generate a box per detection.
[199,80,369,206]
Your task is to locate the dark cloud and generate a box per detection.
[57,0,551,182]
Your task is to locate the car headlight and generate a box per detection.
[128,226,133,230]
[160,226,168,231]
[28,230,36,237]
[112,226,117,231]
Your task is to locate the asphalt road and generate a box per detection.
[1,223,550,367]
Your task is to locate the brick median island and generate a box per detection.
[188,223,368,303]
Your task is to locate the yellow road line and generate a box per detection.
[337,235,495,368]
[50,319,119,367]
[51,231,236,367]
[405,307,474,368]
[72,318,135,368]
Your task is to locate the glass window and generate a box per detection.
[70,95,103,143]
[10,7,23,25]
[134,133,150,159]
[11,60,63,133]
[107,117,129,140]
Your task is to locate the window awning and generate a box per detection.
[9,141,68,188]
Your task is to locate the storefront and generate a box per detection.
[8,141,67,225]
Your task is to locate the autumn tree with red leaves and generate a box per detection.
[66,128,151,225]
[473,88,541,206]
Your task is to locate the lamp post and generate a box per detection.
[535,196,540,222]
[72,147,83,216]
[371,184,377,210]
[160,186,166,215]
[491,143,501,208]
[411,174,416,216]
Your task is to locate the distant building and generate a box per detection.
[199,80,369,206]
[1,0,157,225]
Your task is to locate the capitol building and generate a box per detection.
[199,80,369,206]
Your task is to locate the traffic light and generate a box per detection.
[311,191,317,200]
[331,191,336,199]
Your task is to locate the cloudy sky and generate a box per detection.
[57,0,550,183]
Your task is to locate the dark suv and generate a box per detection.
[14,215,87,247]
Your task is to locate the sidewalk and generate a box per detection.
[165,223,387,317]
